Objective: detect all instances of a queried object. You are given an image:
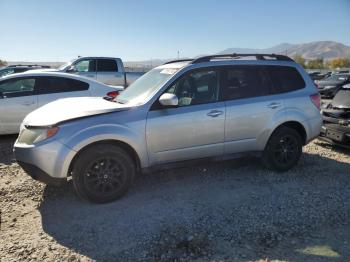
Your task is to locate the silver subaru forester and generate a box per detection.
[14,54,322,203]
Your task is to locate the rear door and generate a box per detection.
[35,76,90,107]
[222,65,283,153]
[96,59,125,86]
[0,77,38,134]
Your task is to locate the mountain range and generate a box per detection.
[218,41,350,60]
[7,41,350,69]
[125,41,350,68]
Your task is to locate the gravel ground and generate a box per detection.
[1,135,350,262]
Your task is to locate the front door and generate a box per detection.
[146,69,225,165]
[71,59,97,80]
[0,77,38,134]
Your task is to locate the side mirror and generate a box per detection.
[66,65,76,73]
[159,93,178,107]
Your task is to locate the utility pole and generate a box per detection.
[177,51,180,60]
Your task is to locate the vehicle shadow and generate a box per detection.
[0,135,17,165]
[38,151,350,261]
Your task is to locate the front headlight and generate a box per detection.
[17,126,59,144]
[324,85,335,89]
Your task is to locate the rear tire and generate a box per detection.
[72,144,135,203]
[261,127,302,172]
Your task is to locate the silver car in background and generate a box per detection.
[14,54,322,203]
[0,71,123,135]
[35,56,144,87]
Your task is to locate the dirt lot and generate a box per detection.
[1,135,350,262]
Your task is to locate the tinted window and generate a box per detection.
[74,59,96,72]
[0,78,35,98]
[266,66,305,94]
[97,59,118,72]
[167,69,218,107]
[0,68,14,77]
[14,68,29,73]
[221,66,270,101]
[35,77,89,94]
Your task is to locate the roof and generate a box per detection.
[0,71,107,85]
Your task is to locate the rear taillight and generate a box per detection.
[310,93,321,110]
[106,91,119,98]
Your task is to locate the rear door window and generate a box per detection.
[97,59,118,72]
[266,66,305,94]
[35,77,89,94]
[221,65,270,101]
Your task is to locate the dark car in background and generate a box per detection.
[320,85,350,148]
[309,71,332,81]
[317,73,350,98]
[0,65,50,78]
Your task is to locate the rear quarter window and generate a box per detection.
[266,66,305,94]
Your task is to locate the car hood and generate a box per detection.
[332,89,350,109]
[23,97,130,127]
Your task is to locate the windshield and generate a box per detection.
[58,59,75,70]
[115,67,178,105]
[325,74,349,82]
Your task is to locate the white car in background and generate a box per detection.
[0,71,123,135]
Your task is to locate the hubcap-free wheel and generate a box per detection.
[273,135,298,165]
[72,144,136,203]
[262,127,302,171]
[84,157,127,198]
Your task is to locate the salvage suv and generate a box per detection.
[14,54,322,203]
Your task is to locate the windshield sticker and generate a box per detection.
[160,68,177,75]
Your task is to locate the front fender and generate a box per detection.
[58,122,149,168]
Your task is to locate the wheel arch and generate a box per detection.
[68,139,141,177]
[270,121,307,145]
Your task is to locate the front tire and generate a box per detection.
[262,127,302,171]
[72,144,135,203]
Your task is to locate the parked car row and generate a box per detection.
[31,56,145,87]
[316,73,350,98]
[320,85,350,148]
[0,71,123,134]
[308,71,332,81]
[13,53,322,203]
[0,56,147,135]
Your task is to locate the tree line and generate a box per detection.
[0,59,7,67]
[292,55,350,69]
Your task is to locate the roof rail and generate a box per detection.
[191,53,294,64]
[163,59,194,65]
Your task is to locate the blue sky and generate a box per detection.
[1,0,350,62]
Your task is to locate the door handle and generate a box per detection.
[207,110,223,117]
[22,101,34,106]
[86,74,95,77]
[267,102,281,109]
